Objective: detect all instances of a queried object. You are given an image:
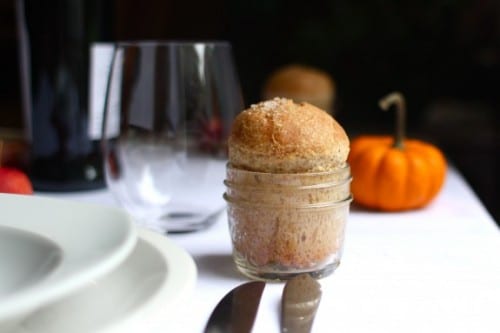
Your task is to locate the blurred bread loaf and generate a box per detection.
[228,98,349,173]
[262,65,336,113]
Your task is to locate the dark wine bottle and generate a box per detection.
[16,0,113,191]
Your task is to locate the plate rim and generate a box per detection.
[9,228,197,333]
[98,228,198,333]
[0,193,137,321]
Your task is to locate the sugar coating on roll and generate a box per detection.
[228,98,349,173]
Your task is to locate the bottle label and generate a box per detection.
[88,43,121,140]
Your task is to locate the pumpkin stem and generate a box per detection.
[378,91,406,149]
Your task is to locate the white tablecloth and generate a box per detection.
[45,167,500,333]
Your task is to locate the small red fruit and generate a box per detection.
[200,117,224,154]
[0,167,34,194]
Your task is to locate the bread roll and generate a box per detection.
[228,98,349,173]
[262,65,335,112]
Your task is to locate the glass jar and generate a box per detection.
[224,163,352,281]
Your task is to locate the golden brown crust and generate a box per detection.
[228,98,349,173]
[262,65,335,111]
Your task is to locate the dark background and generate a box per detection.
[1,0,498,223]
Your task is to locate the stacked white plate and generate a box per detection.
[0,194,197,333]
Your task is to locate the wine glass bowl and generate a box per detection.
[102,41,243,233]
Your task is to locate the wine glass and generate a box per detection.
[101,41,243,233]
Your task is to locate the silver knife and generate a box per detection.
[204,281,265,333]
[281,274,322,333]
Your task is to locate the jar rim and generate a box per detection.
[226,163,350,177]
[223,177,352,190]
[223,193,353,209]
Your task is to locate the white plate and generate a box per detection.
[7,228,197,333]
[0,194,136,321]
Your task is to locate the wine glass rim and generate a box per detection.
[112,40,232,48]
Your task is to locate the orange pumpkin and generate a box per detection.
[347,92,447,211]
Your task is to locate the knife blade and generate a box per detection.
[204,281,265,333]
[281,274,322,333]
